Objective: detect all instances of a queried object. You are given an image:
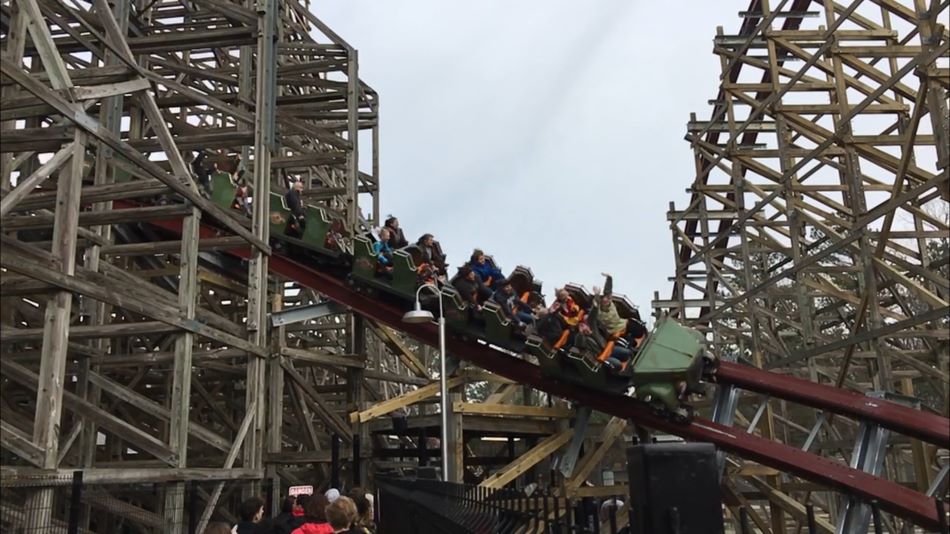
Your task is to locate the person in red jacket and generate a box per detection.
[291,493,333,534]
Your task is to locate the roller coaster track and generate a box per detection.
[147,214,946,530]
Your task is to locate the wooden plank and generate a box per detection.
[479,430,573,490]
[349,376,465,424]
[0,321,177,342]
[99,236,247,256]
[84,490,163,529]
[452,402,573,419]
[281,346,366,368]
[72,78,151,100]
[1,203,193,230]
[362,369,430,386]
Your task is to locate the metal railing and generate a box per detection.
[376,476,629,534]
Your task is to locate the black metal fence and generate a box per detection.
[0,472,274,533]
[377,476,950,534]
[376,476,630,534]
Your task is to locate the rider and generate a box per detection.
[468,249,503,302]
[384,216,409,249]
[373,228,395,280]
[491,279,536,330]
[285,180,306,237]
[592,273,637,370]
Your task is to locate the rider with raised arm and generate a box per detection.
[592,272,635,370]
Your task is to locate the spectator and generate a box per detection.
[383,216,408,249]
[325,496,358,534]
[325,488,341,504]
[233,497,266,534]
[291,493,333,534]
[274,495,303,534]
[347,489,375,534]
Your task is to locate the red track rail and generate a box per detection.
[716,361,950,446]
[142,216,941,529]
[264,252,940,530]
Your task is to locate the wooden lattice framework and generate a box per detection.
[0,0,393,531]
[656,0,949,531]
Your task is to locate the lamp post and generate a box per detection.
[402,283,450,480]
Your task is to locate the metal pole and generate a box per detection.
[67,470,82,534]
[437,292,449,480]
[331,434,340,489]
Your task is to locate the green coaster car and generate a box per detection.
[350,234,421,302]
[530,317,716,422]
[207,172,347,261]
[439,264,543,354]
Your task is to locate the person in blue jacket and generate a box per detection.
[468,249,503,301]
[373,228,394,280]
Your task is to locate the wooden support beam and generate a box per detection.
[84,489,163,529]
[281,360,352,441]
[478,430,573,490]
[280,346,366,368]
[565,417,627,490]
[29,127,84,534]
[196,400,257,533]
[349,376,464,424]
[0,420,45,468]
[746,477,835,533]
[368,321,429,378]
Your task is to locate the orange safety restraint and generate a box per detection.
[595,331,623,363]
[553,307,586,350]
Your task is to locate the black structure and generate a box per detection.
[627,443,724,534]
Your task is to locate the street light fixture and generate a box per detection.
[401,282,450,480]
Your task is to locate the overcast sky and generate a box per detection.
[318,1,749,317]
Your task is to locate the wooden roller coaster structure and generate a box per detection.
[0,0,947,533]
